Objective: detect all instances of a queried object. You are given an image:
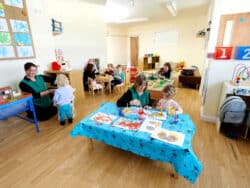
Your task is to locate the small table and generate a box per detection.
[96,75,113,94]
[0,94,39,132]
[178,70,201,89]
[70,102,202,183]
[148,79,174,101]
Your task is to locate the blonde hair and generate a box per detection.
[56,74,69,87]
[163,85,176,99]
[107,63,114,68]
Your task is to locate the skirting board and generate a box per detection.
[200,106,217,123]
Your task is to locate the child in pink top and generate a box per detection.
[156,85,183,114]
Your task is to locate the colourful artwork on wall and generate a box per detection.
[0,32,11,45]
[16,46,33,57]
[0,18,8,32]
[0,46,15,58]
[13,33,31,45]
[0,0,34,59]
[0,3,5,17]
[4,0,23,8]
[10,19,29,32]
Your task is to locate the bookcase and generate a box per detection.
[143,56,160,70]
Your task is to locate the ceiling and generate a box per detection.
[82,0,210,23]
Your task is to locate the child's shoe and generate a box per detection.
[68,118,73,124]
[60,120,65,126]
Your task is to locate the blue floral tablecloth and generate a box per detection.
[70,102,202,183]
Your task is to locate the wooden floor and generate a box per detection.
[0,88,249,188]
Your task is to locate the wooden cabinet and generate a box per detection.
[44,70,84,104]
[178,69,201,89]
[143,56,160,70]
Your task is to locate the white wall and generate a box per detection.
[127,6,208,71]
[106,26,129,67]
[207,0,250,53]
[0,0,107,89]
[44,0,107,70]
[0,0,55,89]
[201,0,250,122]
[201,60,250,122]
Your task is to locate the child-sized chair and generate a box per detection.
[113,68,126,94]
[88,77,103,96]
[113,82,125,94]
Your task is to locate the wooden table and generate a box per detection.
[96,75,113,94]
[148,79,174,101]
[178,69,201,89]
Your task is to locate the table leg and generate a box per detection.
[88,138,94,150]
[170,171,179,179]
[28,98,40,133]
[196,84,200,89]
[244,126,249,139]
[178,82,182,88]
[109,82,111,94]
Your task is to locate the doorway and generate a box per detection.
[130,36,139,67]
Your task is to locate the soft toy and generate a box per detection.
[176,61,185,71]
[51,61,71,71]
[51,61,61,71]
[60,60,71,71]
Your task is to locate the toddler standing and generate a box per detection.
[53,74,74,125]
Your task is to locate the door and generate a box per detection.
[130,36,139,67]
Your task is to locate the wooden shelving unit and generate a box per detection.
[143,56,160,70]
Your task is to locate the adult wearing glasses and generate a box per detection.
[117,74,151,108]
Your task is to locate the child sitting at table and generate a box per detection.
[111,64,125,89]
[105,63,114,75]
[53,74,74,125]
[156,85,183,114]
[158,62,172,79]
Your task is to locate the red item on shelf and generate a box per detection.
[51,61,61,71]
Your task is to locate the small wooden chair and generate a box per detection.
[88,77,103,96]
[113,82,125,94]
[113,70,127,94]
